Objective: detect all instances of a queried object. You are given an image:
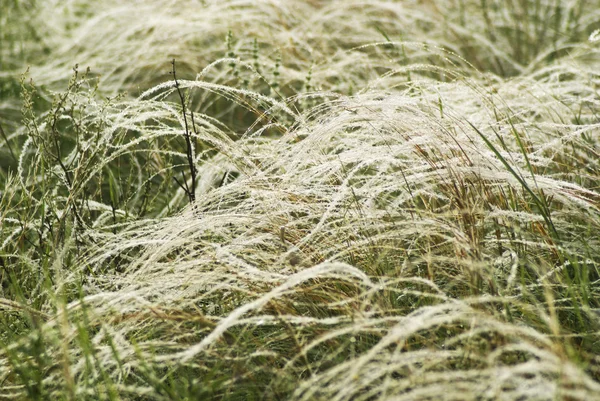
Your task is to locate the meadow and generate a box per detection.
[1,0,600,399]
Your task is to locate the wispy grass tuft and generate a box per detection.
[1,0,600,400]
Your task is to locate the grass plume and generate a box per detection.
[1,1,600,400]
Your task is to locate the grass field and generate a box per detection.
[1,0,600,400]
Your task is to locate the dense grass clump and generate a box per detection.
[1,0,600,400]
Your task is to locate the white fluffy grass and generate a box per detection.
[1,0,600,400]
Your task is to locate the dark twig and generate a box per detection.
[171,59,197,204]
[47,65,87,232]
[0,122,18,164]
[173,171,190,195]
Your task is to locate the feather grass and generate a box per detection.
[1,0,600,400]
